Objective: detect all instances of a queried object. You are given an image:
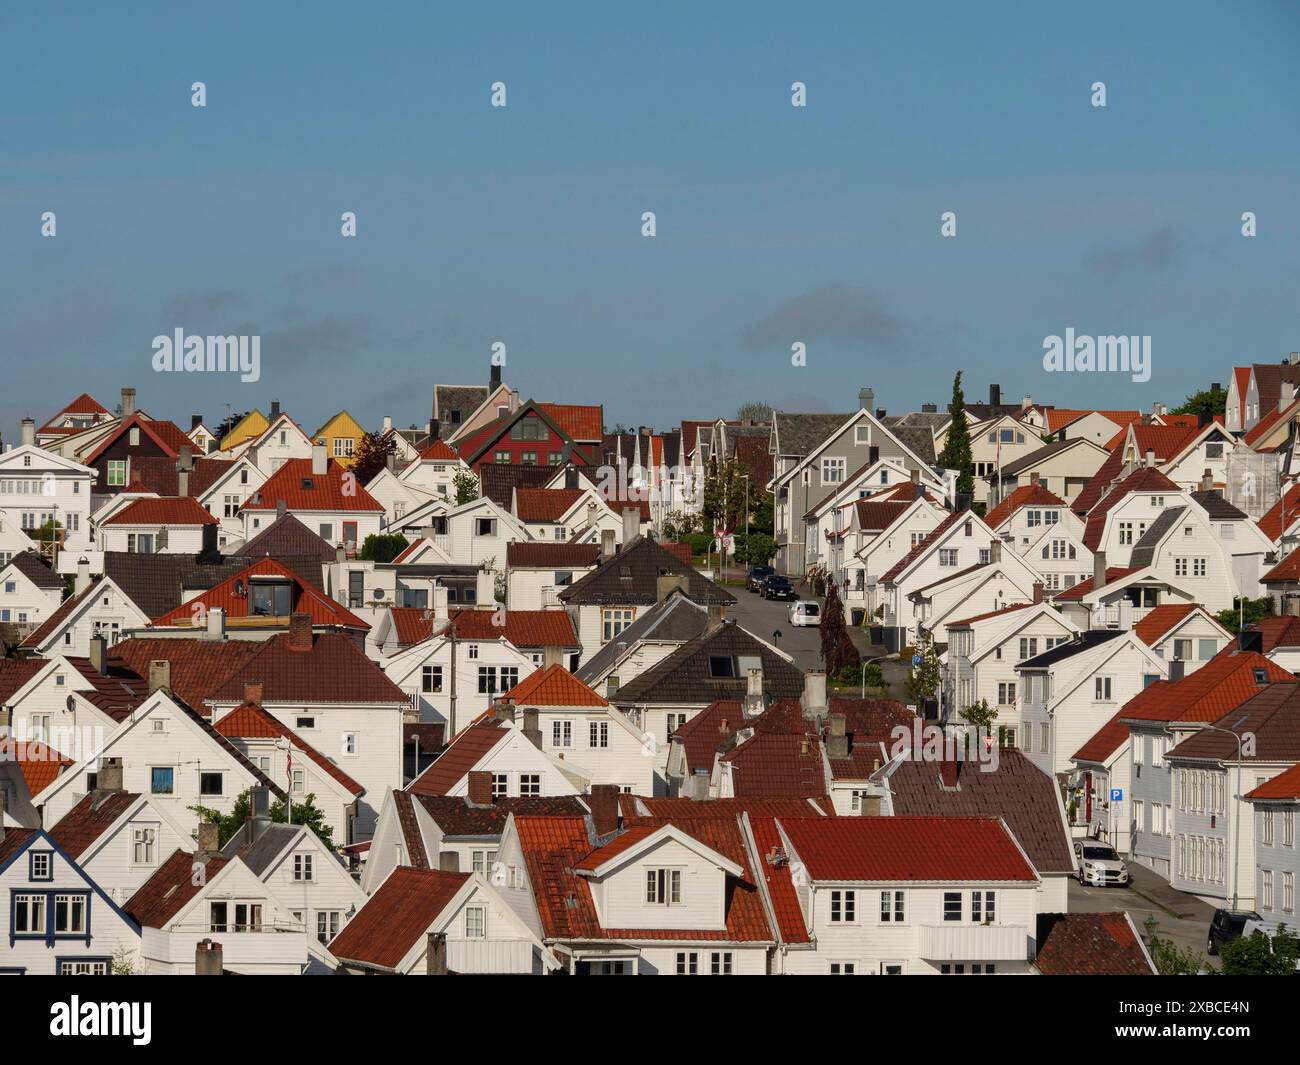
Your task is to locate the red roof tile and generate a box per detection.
[503,664,607,706]
[126,849,227,928]
[514,488,585,522]
[1082,466,1180,549]
[84,414,192,464]
[946,602,1035,629]
[1132,603,1201,645]
[721,733,826,798]
[407,720,510,796]
[984,483,1067,531]
[1258,484,1300,541]
[328,866,470,970]
[240,458,383,512]
[1035,913,1154,975]
[388,606,577,649]
[1263,551,1300,583]
[0,735,73,795]
[110,639,263,711]
[214,701,364,795]
[537,403,603,442]
[1052,567,1139,601]
[505,542,602,568]
[1246,761,1300,800]
[1117,652,1292,727]
[48,791,141,858]
[38,392,110,433]
[151,558,368,628]
[416,439,460,462]
[747,815,813,943]
[206,631,409,706]
[103,496,219,526]
[778,815,1037,882]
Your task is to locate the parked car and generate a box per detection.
[1073,840,1129,886]
[746,565,775,593]
[1206,908,1263,955]
[762,575,797,601]
[789,600,821,627]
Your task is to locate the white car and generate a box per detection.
[789,601,821,627]
[1074,840,1129,886]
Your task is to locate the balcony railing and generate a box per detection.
[918,923,1030,962]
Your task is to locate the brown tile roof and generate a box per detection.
[206,631,409,706]
[721,733,826,797]
[110,639,262,711]
[103,553,275,620]
[514,488,585,522]
[505,542,601,568]
[0,658,50,703]
[537,403,603,442]
[1035,913,1154,975]
[239,514,337,562]
[240,458,383,512]
[20,579,99,649]
[126,849,227,928]
[5,550,65,590]
[631,796,831,818]
[407,720,511,796]
[129,455,229,498]
[103,496,219,526]
[1165,681,1300,762]
[213,701,364,795]
[477,464,554,508]
[387,606,578,649]
[413,794,588,837]
[851,499,912,533]
[559,536,735,606]
[48,791,141,858]
[328,866,470,970]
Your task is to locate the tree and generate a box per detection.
[701,454,747,534]
[453,467,479,506]
[192,788,336,851]
[1216,595,1274,634]
[819,579,860,677]
[1172,388,1227,418]
[937,371,974,498]
[1219,927,1300,975]
[1147,933,1207,976]
[959,697,998,735]
[350,430,399,485]
[736,401,773,423]
[358,533,411,563]
[733,532,777,567]
[905,636,942,711]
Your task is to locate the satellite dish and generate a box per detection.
[372,588,386,600]
[66,695,76,713]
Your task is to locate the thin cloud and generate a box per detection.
[743,283,914,351]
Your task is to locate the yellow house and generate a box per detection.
[313,410,367,468]
[219,409,269,452]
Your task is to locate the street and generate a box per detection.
[1068,862,1217,966]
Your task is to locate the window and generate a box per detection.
[421,665,443,693]
[938,549,958,567]
[1094,676,1112,701]
[971,890,996,923]
[646,868,682,905]
[477,666,499,694]
[317,910,341,944]
[829,889,856,923]
[53,894,87,934]
[1039,721,1050,753]
[708,655,736,678]
[1263,811,1275,846]
[943,892,962,921]
[343,732,357,756]
[29,852,52,880]
[552,720,573,747]
[464,906,486,939]
[519,773,541,796]
[151,767,175,795]
[821,457,846,484]
[1018,637,1038,661]
[132,826,156,865]
[829,962,857,975]
[58,960,108,975]
[590,721,609,748]
[710,951,733,975]
[879,890,905,923]
[1263,870,1274,909]
[292,769,304,794]
[1285,872,1295,915]
[107,460,127,486]
[474,518,497,537]
[602,608,634,641]
[666,712,687,739]
[199,772,223,797]
[471,849,498,874]
[676,951,699,975]
[491,774,508,798]
[1284,810,1295,847]
[997,682,1016,706]
[293,854,315,882]
[296,716,316,730]
[210,901,263,933]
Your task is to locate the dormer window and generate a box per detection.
[646,868,681,905]
[708,655,736,678]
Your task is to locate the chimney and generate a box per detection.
[1198,406,1212,428]
[475,568,494,609]
[1168,659,1185,682]
[88,634,108,675]
[542,644,563,668]
[382,415,392,432]
[179,444,194,471]
[75,556,91,595]
[432,584,449,624]
[1200,468,1215,492]
[601,528,616,561]
[276,499,287,519]
[989,540,1002,564]
[522,708,542,749]
[827,712,848,759]
[191,413,204,431]
[270,400,281,419]
[1029,472,1040,485]
[564,466,578,490]
[489,362,502,390]
[439,851,460,873]
[177,468,190,498]
[588,784,621,837]
[859,388,874,413]
[1144,449,1155,468]
[195,939,223,976]
[743,667,764,717]
[243,786,272,845]
[311,442,327,475]
[243,682,263,707]
[801,670,828,722]
[1093,550,1106,592]
[199,522,220,564]
[707,603,724,625]
[493,697,515,723]
[989,383,1001,408]
[426,932,448,976]
[20,418,35,447]
[860,794,882,816]
[96,756,124,795]
[621,507,640,544]
[910,467,920,485]
[921,403,938,413]
[1032,581,1044,604]
[1290,353,1300,367]
[467,770,494,806]
[656,571,686,603]
[287,612,313,650]
[196,820,220,855]
[204,606,225,641]
[868,445,879,466]
[1021,395,1032,411]
[148,659,171,694]
[121,387,136,416]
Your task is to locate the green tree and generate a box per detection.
[453,467,479,506]
[1147,933,1207,976]
[937,371,974,498]
[1216,595,1274,634]
[701,454,747,534]
[1172,388,1227,418]
[819,579,860,677]
[736,401,773,423]
[358,533,412,564]
[350,430,399,485]
[905,636,942,711]
[1219,927,1300,975]
[959,697,998,735]
[733,532,776,567]
[192,789,336,851]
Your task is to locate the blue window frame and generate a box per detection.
[9,889,93,947]
[29,851,53,881]
[150,767,174,795]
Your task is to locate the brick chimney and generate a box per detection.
[426,931,448,975]
[196,821,220,856]
[466,770,494,806]
[243,682,263,707]
[121,387,136,416]
[148,659,172,694]
[1033,581,1044,604]
[587,784,621,837]
[195,938,223,975]
[287,612,312,650]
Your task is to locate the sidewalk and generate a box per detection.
[1126,862,1215,921]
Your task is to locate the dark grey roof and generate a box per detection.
[559,536,735,607]
[1191,490,1247,521]
[575,593,709,683]
[660,430,681,468]
[433,385,489,435]
[1129,506,1186,569]
[773,412,852,456]
[1017,629,1124,670]
[995,437,1087,479]
[103,552,254,620]
[477,463,554,508]
[889,425,937,465]
[6,550,64,589]
[610,621,804,706]
[222,823,301,875]
[885,748,1074,874]
[239,514,336,562]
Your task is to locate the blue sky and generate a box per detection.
[2,1,1298,442]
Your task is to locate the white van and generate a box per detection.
[789,601,821,627]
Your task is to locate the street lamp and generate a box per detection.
[1196,713,1249,909]
[773,629,783,653]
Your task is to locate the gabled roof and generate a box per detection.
[20,579,102,649]
[1246,761,1300,801]
[1051,567,1140,602]
[514,487,586,522]
[83,413,193,463]
[879,511,966,584]
[721,733,826,797]
[983,483,1067,531]
[502,664,607,707]
[151,557,367,629]
[387,606,578,649]
[778,816,1037,882]
[1034,913,1154,975]
[772,412,854,456]
[38,392,110,433]
[477,464,554,508]
[409,794,588,840]
[103,553,279,620]
[239,514,337,562]
[0,735,73,795]
[1165,681,1300,762]
[126,849,228,928]
[537,403,603,442]
[461,402,599,466]
[240,458,383,512]
[559,536,734,606]
[505,542,602,568]
[1191,490,1247,521]
[1262,550,1300,583]
[995,436,1108,480]
[407,719,511,796]
[207,631,409,706]
[1117,651,1292,729]
[415,438,461,462]
[1082,466,1180,550]
[1131,603,1209,646]
[851,499,914,533]
[3,550,64,590]
[47,791,141,858]
[214,700,364,795]
[946,601,1035,629]
[102,496,219,526]
[109,639,262,711]
[574,592,709,684]
[129,455,229,498]
[1045,409,1141,434]
[327,866,470,970]
[1258,484,1300,542]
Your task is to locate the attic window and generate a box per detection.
[301,477,314,490]
[1254,668,1269,686]
[708,655,736,678]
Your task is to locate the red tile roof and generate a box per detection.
[240,458,384,512]
[537,403,603,442]
[1245,761,1300,801]
[505,542,602,568]
[48,791,140,858]
[1034,913,1154,975]
[514,488,585,522]
[39,392,110,432]
[103,496,219,526]
[1052,567,1139,601]
[503,664,607,707]
[722,733,826,797]
[126,849,227,928]
[206,631,409,706]
[416,439,460,462]
[631,796,831,818]
[0,735,73,795]
[1045,409,1141,433]
[407,720,511,796]
[151,558,368,628]
[880,510,965,584]
[778,816,1037,882]
[1082,466,1180,549]
[110,639,263,711]
[214,701,364,795]
[1241,615,1300,653]
[1245,400,1295,446]
[1263,551,1300,583]
[983,484,1067,531]
[1257,484,1300,541]
[328,866,470,970]
[747,815,813,943]
[946,602,1035,629]
[388,606,578,649]
[1132,603,1201,645]
[1118,651,1293,727]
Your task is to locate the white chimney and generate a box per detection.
[382,416,393,432]
[205,606,225,641]
[433,584,449,624]
[121,387,136,416]
[20,418,35,447]
[311,442,328,475]
[801,669,828,720]
[475,568,495,609]
[75,556,91,594]
[621,507,640,544]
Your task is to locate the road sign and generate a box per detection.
[1110,788,1123,802]
[911,654,923,666]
